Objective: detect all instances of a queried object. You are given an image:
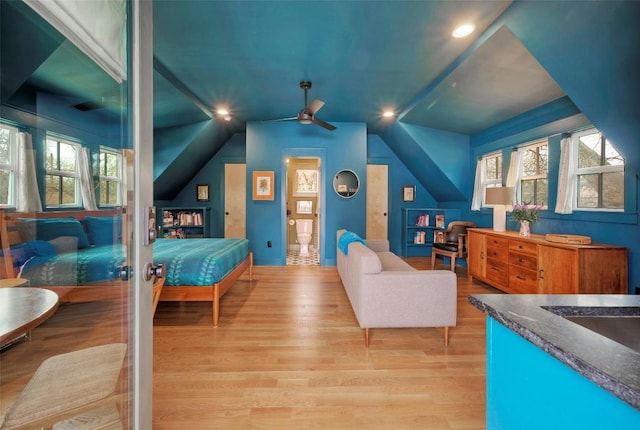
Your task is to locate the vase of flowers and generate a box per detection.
[511,204,541,237]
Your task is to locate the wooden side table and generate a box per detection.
[0,278,28,288]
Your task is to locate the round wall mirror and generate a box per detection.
[333,169,360,198]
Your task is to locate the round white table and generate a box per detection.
[0,288,59,345]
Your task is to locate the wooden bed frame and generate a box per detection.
[0,209,253,326]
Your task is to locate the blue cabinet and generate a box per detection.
[486,317,640,430]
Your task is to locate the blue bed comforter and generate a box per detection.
[19,238,249,287]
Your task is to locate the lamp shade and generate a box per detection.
[485,187,514,206]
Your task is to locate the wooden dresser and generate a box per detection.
[468,228,628,294]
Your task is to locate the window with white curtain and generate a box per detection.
[45,135,81,207]
[573,128,624,210]
[0,123,18,207]
[520,140,548,207]
[481,152,502,206]
[98,147,122,206]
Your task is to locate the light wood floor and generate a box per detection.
[1,259,498,429]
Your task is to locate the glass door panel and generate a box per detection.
[0,1,151,428]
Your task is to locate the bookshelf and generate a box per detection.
[400,208,460,257]
[160,207,210,239]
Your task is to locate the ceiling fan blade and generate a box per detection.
[263,116,298,122]
[312,117,336,131]
[308,99,325,115]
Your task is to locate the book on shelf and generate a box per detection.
[415,214,429,227]
[413,230,426,244]
[435,215,445,229]
[434,231,445,243]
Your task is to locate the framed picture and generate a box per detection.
[402,185,416,202]
[196,184,209,202]
[253,171,275,200]
[296,200,313,214]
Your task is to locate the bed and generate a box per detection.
[0,209,253,326]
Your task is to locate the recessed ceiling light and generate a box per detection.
[217,108,229,116]
[452,24,475,38]
[383,110,395,118]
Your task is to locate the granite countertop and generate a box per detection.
[468,294,640,411]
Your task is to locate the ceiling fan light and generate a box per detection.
[299,119,312,124]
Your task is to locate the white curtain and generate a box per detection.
[79,147,98,210]
[555,136,575,214]
[23,0,126,83]
[470,158,485,211]
[16,132,43,212]
[505,148,524,205]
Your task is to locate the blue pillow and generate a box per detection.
[85,216,122,246]
[338,231,367,255]
[19,217,90,249]
[0,240,57,267]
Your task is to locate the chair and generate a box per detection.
[0,343,127,430]
[430,221,476,272]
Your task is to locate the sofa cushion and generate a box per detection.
[376,251,415,271]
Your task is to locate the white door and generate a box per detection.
[225,163,247,238]
[367,164,388,240]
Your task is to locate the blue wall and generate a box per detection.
[247,122,366,265]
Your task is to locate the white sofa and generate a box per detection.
[336,229,457,347]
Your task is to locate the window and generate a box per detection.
[0,123,18,206]
[574,128,624,210]
[45,135,80,207]
[520,140,548,207]
[482,152,502,205]
[98,147,122,206]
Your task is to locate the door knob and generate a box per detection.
[143,262,165,282]
[225,211,229,215]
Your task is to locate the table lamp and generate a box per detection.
[485,187,514,232]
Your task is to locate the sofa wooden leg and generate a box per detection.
[364,328,370,348]
[444,326,449,346]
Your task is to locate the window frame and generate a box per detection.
[0,122,18,208]
[519,139,548,208]
[572,128,624,212]
[45,134,82,208]
[98,147,123,207]
[481,151,503,207]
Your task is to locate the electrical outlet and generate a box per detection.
[267,241,272,248]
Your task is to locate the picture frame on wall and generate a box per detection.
[253,171,275,200]
[402,185,416,202]
[196,184,209,202]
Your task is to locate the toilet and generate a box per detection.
[295,219,313,257]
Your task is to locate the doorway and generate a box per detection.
[285,157,321,265]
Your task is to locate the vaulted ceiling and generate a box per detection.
[3,1,639,201]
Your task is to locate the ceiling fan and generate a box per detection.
[272,81,336,131]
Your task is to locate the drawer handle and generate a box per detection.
[518,245,524,249]
[518,258,524,263]
[516,275,526,280]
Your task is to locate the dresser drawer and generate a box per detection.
[508,267,539,294]
[509,240,537,255]
[509,251,537,271]
[486,258,509,286]
[486,246,509,260]
[486,236,509,250]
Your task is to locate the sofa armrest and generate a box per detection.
[366,239,389,253]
